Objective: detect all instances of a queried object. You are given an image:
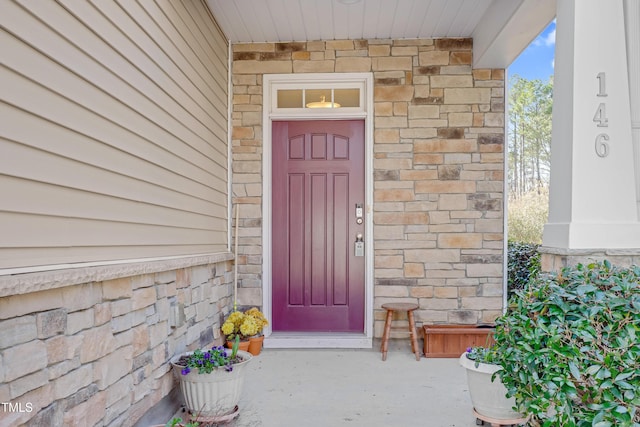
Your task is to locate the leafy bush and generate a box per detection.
[508,189,548,244]
[493,261,640,426]
[507,241,540,298]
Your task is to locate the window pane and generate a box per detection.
[334,89,360,107]
[277,90,303,108]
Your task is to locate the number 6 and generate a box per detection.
[595,133,610,157]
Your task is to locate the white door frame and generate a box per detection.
[261,73,374,348]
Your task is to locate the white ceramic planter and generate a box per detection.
[459,353,524,420]
[171,350,252,418]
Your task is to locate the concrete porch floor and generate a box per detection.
[155,339,484,427]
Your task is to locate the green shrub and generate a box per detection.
[494,261,640,427]
[507,241,540,298]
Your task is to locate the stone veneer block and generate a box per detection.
[438,233,483,248]
[234,43,275,52]
[131,287,156,310]
[416,180,476,194]
[405,249,460,263]
[444,88,491,104]
[404,263,425,277]
[430,75,473,88]
[369,44,390,56]
[3,340,47,382]
[374,212,429,224]
[293,60,335,73]
[103,277,132,300]
[335,57,372,72]
[79,323,116,363]
[375,85,415,101]
[473,69,492,80]
[435,38,472,51]
[414,139,478,153]
[391,46,418,56]
[0,316,37,349]
[450,51,472,65]
[326,40,354,50]
[373,56,413,71]
[234,60,292,74]
[408,105,440,119]
[419,51,450,65]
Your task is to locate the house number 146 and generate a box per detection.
[594,72,609,157]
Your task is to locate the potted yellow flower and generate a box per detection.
[221,308,268,355]
[244,307,268,355]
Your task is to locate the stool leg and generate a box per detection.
[407,310,420,361]
[380,309,393,361]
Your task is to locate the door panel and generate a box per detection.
[272,120,365,332]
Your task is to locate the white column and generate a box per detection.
[542,0,640,249]
[625,0,640,216]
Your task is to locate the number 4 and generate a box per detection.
[593,103,608,127]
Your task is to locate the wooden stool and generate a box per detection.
[380,303,420,361]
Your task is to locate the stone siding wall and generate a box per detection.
[231,38,505,335]
[540,247,640,272]
[0,259,234,427]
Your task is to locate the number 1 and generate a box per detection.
[597,72,607,97]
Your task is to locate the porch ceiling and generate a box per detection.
[205,0,556,68]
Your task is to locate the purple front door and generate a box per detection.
[272,120,365,332]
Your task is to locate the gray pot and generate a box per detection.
[459,353,523,420]
[171,350,252,418]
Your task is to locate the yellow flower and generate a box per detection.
[221,320,235,335]
[240,316,258,337]
[227,311,244,327]
[221,309,269,339]
[245,307,269,333]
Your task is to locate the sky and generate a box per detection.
[507,20,556,84]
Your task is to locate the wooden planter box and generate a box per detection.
[423,324,495,358]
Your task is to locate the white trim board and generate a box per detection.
[261,73,375,348]
[265,333,372,349]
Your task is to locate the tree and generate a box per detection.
[508,76,553,197]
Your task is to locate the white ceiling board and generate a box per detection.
[400,1,431,39]
[420,1,448,38]
[206,0,556,67]
[434,0,465,36]
[361,0,385,39]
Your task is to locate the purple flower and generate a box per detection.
[466,347,472,353]
[204,352,211,360]
[181,367,191,375]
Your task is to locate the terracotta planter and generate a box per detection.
[423,324,495,358]
[226,339,250,352]
[248,335,264,355]
[459,353,525,422]
[171,350,252,419]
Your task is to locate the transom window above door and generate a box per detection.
[277,88,360,109]
[265,73,371,119]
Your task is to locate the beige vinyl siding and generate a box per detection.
[0,0,229,270]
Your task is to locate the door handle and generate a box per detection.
[354,233,364,257]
